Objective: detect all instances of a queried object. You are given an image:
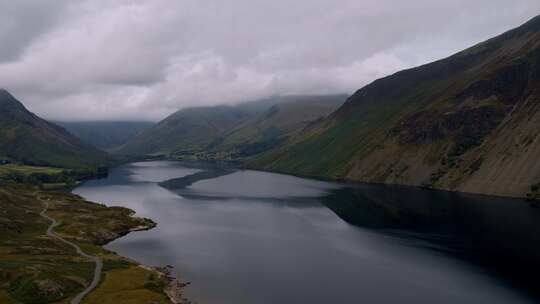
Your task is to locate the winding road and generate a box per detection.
[39,198,103,304]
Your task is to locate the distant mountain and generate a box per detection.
[56,121,153,151]
[0,90,108,168]
[251,15,540,199]
[116,95,346,159]
[213,95,346,159]
[116,105,253,156]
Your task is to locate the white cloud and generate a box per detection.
[0,0,538,121]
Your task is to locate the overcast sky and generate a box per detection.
[1,1,539,121]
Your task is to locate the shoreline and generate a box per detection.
[70,186,193,304]
[244,166,536,201]
[105,221,193,304]
[0,182,182,304]
[73,159,540,304]
[134,156,537,201]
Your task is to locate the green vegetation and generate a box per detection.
[527,183,540,201]
[0,164,107,190]
[116,95,346,161]
[0,164,63,176]
[83,267,169,304]
[0,89,109,169]
[250,15,540,198]
[0,183,169,304]
[0,91,168,302]
[116,105,253,156]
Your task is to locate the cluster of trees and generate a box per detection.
[0,166,108,189]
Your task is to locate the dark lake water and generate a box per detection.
[74,161,540,304]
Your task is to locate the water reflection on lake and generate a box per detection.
[74,161,540,304]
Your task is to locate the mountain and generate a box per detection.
[0,90,108,168]
[213,95,346,159]
[56,121,153,151]
[116,95,346,159]
[116,105,253,156]
[251,15,540,199]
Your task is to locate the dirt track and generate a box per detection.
[39,198,102,304]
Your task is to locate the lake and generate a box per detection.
[74,161,540,304]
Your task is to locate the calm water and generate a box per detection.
[74,161,540,304]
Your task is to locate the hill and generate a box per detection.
[251,15,540,199]
[116,95,346,159]
[116,105,252,156]
[56,121,153,151]
[213,95,346,159]
[0,90,108,168]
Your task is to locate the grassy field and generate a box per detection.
[83,266,170,304]
[0,182,170,304]
[0,164,63,176]
[0,164,108,190]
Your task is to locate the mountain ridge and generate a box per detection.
[116,94,347,159]
[56,121,153,151]
[250,14,540,199]
[0,90,108,168]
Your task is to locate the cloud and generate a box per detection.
[0,0,539,121]
[0,1,70,62]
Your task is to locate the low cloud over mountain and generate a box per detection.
[0,0,538,121]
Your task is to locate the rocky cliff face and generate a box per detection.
[252,15,540,199]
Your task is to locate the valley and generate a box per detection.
[102,16,540,200]
[0,9,540,304]
[56,121,153,152]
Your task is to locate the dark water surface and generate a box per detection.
[74,161,540,304]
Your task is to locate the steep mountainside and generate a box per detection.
[0,90,108,168]
[117,95,345,159]
[56,121,153,151]
[213,95,346,159]
[252,15,540,199]
[116,105,252,156]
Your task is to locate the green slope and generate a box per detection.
[0,90,108,168]
[116,95,346,159]
[214,95,346,159]
[252,15,540,198]
[116,105,252,156]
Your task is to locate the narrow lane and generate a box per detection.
[39,198,102,304]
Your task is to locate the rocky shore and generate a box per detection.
[154,266,193,304]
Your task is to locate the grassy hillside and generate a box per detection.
[0,90,109,169]
[213,95,346,159]
[0,183,169,304]
[116,105,252,156]
[116,95,346,160]
[56,121,153,151]
[251,15,540,199]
